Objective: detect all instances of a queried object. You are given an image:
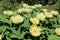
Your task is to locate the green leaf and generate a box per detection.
[0,14,11,25]
[57,15,60,19]
[11,28,26,39]
[4,31,10,36]
[48,29,55,34]
[22,18,30,28]
[48,35,60,40]
[6,36,11,40]
[0,26,8,32]
[58,20,60,24]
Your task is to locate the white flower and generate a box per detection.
[10,15,24,24]
[44,12,53,18]
[35,4,42,8]
[55,28,60,35]
[51,10,59,16]
[29,25,41,37]
[30,18,39,25]
[22,3,29,8]
[0,35,2,40]
[3,10,13,16]
[36,13,46,21]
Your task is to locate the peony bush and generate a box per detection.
[0,3,60,40]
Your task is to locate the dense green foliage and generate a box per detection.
[0,0,60,40]
[54,0,60,13]
[0,0,58,10]
[23,0,57,5]
[0,3,60,40]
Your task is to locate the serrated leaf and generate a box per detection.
[48,29,55,34]
[22,18,30,28]
[11,28,26,39]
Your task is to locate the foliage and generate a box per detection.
[22,0,57,5]
[0,3,60,40]
[54,0,60,13]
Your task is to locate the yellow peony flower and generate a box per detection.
[3,10,13,16]
[55,28,60,35]
[22,3,29,8]
[17,8,24,13]
[23,8,33,13]
[29,6,36,9]
[0,35,2,40]
[10,15,24,24]
[51,10,59,16]
[44,12,53,18]
[29,25,41,37]
[35,4,42,8]
[17,8,32,13]
[30,18,39,25]
[42,9,48,12]
[36,13,46,21]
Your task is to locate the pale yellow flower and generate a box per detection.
[55,28,60,35]
[36,13,46,21]
[17,8,32,13]
[3,10,13,16]
[17,8,24,13]
[44,12,53,18]
[10,15,24,24]
[29,6,36,9]
[0,35,2,40]
[30,18,39,25]
[42,9,48,12]
[35,4,42,8]
[29,25,41,37]
[22,3,29,8]
[23,8,32,13]
[51,10,59,16]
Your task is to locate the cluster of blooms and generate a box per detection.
[3,3,60,37]
[17,3,42,13]
[3,10,24,24]
[29,10,59,36]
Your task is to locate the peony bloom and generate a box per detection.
[36,13,46,21]
[10,15,24,24]
[17,8,32,13]
[0,35,2,40]
[29,25,41,37]
[29,6,36,9]
[55,28,60,35]
[17,8,24,13]
[44,12,53,18]
[23,8,33,13]
[30,18,39,25]
[50,10,59,16]
[35,4,42,8]
[3,10,13,16]
[42,9,48,12]
[22,3,29,8]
